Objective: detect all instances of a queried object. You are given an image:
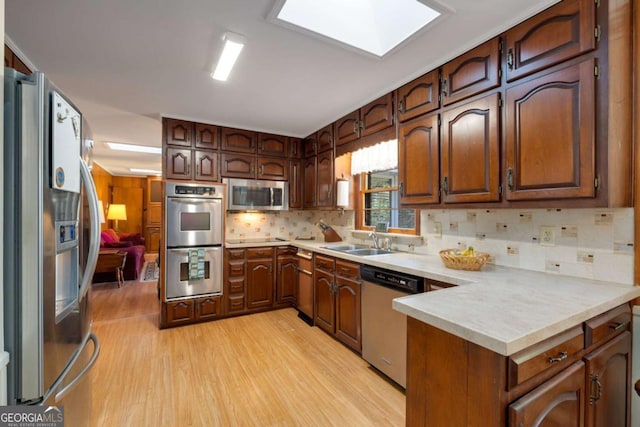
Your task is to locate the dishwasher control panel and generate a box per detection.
[360,265,424,294]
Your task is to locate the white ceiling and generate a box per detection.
[6,0,559,177]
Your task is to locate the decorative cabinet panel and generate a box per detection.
[258,133,288,157]
[335,275,361,352]
[441,37,501,106]
[288,159,303,209]
[220,153,256,179]
[396,70,440,122]
[257,157,288,181]
[303,157,317,208]
[504,0,596,82]
[304,136,317,158]
[225,249,246,314]
[195,296,222,320]
[505,59,595,201]
[165,147,192,180]
[164,118,193,147]
[246,248,275,310]
[334,93,394,146]
[316,124,334,153]
[314,268,335,334]
[165,300,194,325]
[334,110,360,147]
[441,93,501,203]
[276,249,298,305]
[316,151,334,208]
[289,137,303,158]
[193,150,219,182]
[220,127,257,153]
[195,123,218,150]
[398,113,440,205]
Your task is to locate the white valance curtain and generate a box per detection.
[350,139,397,175]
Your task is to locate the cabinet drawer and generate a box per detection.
[247,247,274,259]
[508,325,584,389]
[228,277,245,294]
[227,295,245,313]
[227,249,245,260]
[335,260,360,280]
[314,255,335,273]
[227,261,245,277]
[277,246,297,256]
[584,303,630,348]
[428,280,455,291]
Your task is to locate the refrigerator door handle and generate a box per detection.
[78,158,100,301]
[54,333,101,402]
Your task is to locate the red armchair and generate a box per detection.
[93,229,146,282]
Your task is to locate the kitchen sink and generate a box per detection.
[322,244,369,251]
[345,248,393,256]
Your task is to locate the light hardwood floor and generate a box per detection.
[90,280,406,426]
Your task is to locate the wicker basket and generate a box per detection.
[439,249,490,271]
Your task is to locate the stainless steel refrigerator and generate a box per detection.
[3,69,101,425]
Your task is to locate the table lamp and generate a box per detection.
[107,204,127,233]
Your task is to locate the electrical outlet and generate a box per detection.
[433,222,442,238]
[540,226,555,246]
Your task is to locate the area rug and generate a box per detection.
[140,260,159,282]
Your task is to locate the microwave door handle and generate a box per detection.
[270,187,274,206]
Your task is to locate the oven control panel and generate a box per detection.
[167,183,223,198]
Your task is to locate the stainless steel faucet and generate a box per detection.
[368,232,379,249]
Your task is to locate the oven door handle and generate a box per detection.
[168,198,221,205]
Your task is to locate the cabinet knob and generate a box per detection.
[399,182,404,197]
[507,48,514,70]
[398,99,405,114]
[442,79,449,97]
[442,176,449,195]
[589,375,602,404]
[507,167,514,191]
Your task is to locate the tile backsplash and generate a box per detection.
[225,208,634,284]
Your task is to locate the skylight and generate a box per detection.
[274,0,442,57]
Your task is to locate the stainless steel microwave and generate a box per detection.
[223,178,289,211]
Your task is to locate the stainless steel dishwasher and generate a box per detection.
[361,265,424,388]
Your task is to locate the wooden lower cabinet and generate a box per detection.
[165,299,194,325]
[145,227,161,253]
[194,296,222,320]
[406,304,631,427]
[246,257,274,309]
[314,255,361,353]
[164,295,222,326]
[276,248,297,305]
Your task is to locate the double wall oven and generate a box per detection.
[165,183,224,300]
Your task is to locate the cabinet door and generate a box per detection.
[195,296,222,320]
[257,157,288,181]
[396,70,440,122]
[360,93,393,137]
[441,93,501,203]
[584,332,631,427]
[276,254,298,305]
[316,124,334,153]
[304,136,317,158]
[505,59,595,201]
[194,150,219,182]
[165,147,192,180]
[145,227,161,253]
[314,268,335,334]
[164,118,193,147]
[303,157,317,208]
[289,159,302,209]
[316,152,334,208]
[195,123,218,149]
[246,259,274,309]
[220,153,256,179]
[509,361,585,427]
[165,300,194,325]
[258,133,288,157]
[220,127,257,153]
[288,138,303,158]
[504,0,596,82]
[335,110,360,146]
[335,276,361,352]
[441,37,500,106]
[398,113,440,205]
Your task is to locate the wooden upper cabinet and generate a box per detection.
[316,152,334,208]
[257,157,288,181]
[441,93,501,203]
[164,119,194,147]
[504,0,596,82]
[316,124,334,153]
[4,45,11,68]
[334,110,360,147]
[289,138,303,158]
[4,45,31,75]
[303,157,317,208]
[360,93,394,137]
[220,152,256,179]
[441,37,501,106]
[304,136,317,158]
[289,159,303,209]
[194,150,219,182]
[195,123,218,150]
[505,59,595,201]
[396,70,440,122]
[220,127,257,153]
[165,147,192,180]
[258,133,288,157]
[398,113,440,205]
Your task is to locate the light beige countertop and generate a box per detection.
[287,240,640,357]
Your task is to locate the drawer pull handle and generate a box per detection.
[548,351,568,364]
[610,322,626,331]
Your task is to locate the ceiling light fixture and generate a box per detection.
[211,32,246,81]
[272,0,445,57]
[106,142,162,154]
[130,168,162,175]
